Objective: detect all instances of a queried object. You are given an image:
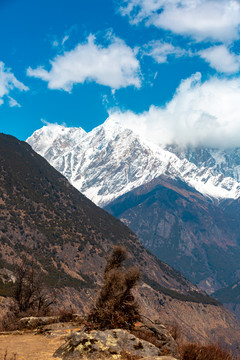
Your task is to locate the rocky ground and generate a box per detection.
[0,318,178,360]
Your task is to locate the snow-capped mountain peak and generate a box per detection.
[27,124,86,160]
[27,121,240,206]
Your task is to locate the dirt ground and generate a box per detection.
[0,333,64,360]
[0,324,81,360]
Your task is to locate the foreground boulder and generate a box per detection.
[131,320,179,358]
[54,328,178,359]
[18,316,60,329]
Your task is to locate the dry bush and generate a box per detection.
[12,259,55,316]
[180,343,236,360]
[0,260,56,331]
[0,312,18,332]
[58,307,75,322]
[87,246,141,330]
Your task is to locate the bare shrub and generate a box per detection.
[87,246,140,330]
[0,259,56,331]
[12,259,54,316]
[0,312,18,332]
[58,307,75,322]
[180,343,235,360]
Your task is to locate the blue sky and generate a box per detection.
[1,0,240,147]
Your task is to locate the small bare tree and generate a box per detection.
[87,246,141,330]
[12,259,55,316]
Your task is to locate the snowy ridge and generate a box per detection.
[27,119,240,206]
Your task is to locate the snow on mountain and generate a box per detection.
[27,119,240,206]
[166,145,240,182]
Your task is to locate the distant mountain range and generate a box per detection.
[27,119,240,206]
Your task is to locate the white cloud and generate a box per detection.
[61,35,69,46]
[27,34,141,91]
[143,40,187,63]
[0,61,28,106]
[120,0,240,42]
[199,45,240,73]
[8,96,21,107]
[108,72,240,148]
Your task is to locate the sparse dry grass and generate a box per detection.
[180,343,236,360]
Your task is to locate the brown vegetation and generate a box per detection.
[0,259,56,331]
[87,246,140,330]
[180,343,237,360]
[12,259,55,315]
[58,306,75,322]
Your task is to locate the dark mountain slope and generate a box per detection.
[0,133,198,295]
[1,133,240,349]
[105,175,240,295]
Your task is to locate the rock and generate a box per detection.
[18,316,60,329]
[54,328,179,359]
[131,320,179,358]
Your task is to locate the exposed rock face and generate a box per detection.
[167,144,240,183]
[54,328,178,359]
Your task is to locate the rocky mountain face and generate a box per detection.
[2,133,240,348]
[167,144,240,182]
[105,176,240,292]
[27,120,240,207]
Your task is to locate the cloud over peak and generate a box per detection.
[108,72,240,149]
[27,34,141,91]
